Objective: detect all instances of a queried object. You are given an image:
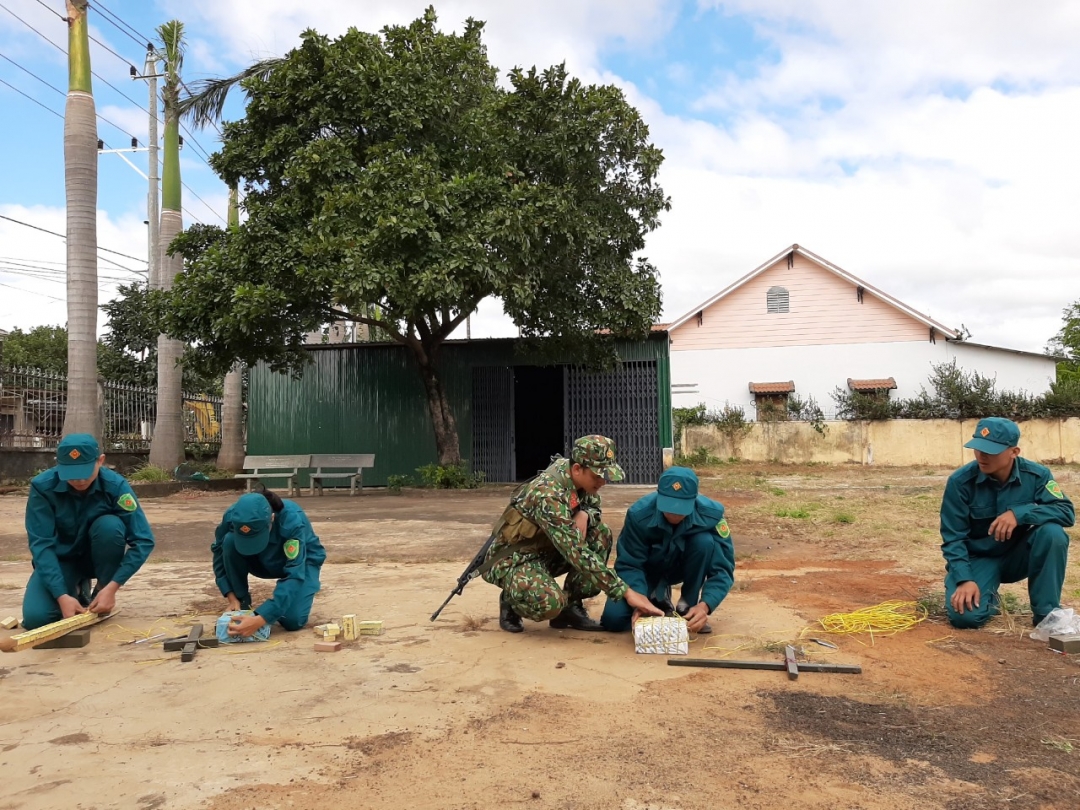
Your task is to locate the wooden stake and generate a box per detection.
[0,610,119,653]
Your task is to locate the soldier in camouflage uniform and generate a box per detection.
[482,435,663,633]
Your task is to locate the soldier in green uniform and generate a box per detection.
[482,435,663,633]
[600,467,734,634]
[21,433,155,630]
[941,417,1073,629]
[211,490,327,638]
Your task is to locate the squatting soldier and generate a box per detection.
[22,433,155,629]
[942,417,1074,629]
[601,467,735,634]
[482,435,663,633]
[211,490,327,638]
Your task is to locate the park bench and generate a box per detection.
[308,453,376,496]
[235,455,311,498]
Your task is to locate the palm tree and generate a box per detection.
[61,0,102,440]
[217,184,246,472]
[148,20,186,469]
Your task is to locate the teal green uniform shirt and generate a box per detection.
[211,500,327,625]
[615,492,735,611]
[25,467,155,600]
[940,457,1074,583]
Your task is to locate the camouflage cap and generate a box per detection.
[571,435,625,482]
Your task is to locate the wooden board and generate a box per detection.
[0,610,119,653]
[36,628,91,649]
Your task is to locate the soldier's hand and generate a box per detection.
[227,613,267,638]
[988,510,1018,542]
[87,582,119,614]
[682,602,711,633]
[624,588,663,620]
[57,594,86,620]
[225,593,241,612]
[950,581,980,614]
[573,510,589,536]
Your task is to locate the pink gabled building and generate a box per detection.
[666,244,1058,418]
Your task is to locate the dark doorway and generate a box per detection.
[514,366,563,480]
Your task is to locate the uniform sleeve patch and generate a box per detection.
[283,539,301,560]
[716,519,731,539]
[1046,480,1064,499]
[118,493,138,512]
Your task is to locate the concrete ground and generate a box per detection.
[1,467,1079,810]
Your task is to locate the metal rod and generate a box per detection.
[667,658,862,674]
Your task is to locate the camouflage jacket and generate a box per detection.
[489,457,628,599]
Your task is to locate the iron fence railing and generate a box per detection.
[0,366,224,451]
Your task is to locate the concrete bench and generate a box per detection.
[235,454,310,498]
[309,453,376,496]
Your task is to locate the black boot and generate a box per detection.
[549,600,603,631]
[499,592,524,633]
[651,585,675,616]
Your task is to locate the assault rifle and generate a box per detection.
[429,532,498,622]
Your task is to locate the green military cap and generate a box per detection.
[56,433,101,481]
[571,435,625,482]
[657,466,698,516]
[230,493,273,555]
[964,417,1020,454]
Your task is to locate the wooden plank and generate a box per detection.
[36,628,91,649]
[0,610,119,653]
[179,624,203,663]
[162,636,219,652]
[667,658,862,674]
[785,645,799,680]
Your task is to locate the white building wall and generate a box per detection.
[671,340,1059,417]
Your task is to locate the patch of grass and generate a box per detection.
[735,551,759,562]
[730,577,754,592]
[460,615,489,632]
[774,507,811,519]
[769,487,786,496]
[997,591,1029,616]
[833,512,856,524]
[916,589,949,621]
[128,464,173,483]
[1042,736,1076,754]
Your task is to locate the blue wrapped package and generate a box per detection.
[215,610,272,644]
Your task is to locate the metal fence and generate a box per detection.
[0,366,224,451]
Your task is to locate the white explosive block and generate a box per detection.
[633,616,689,655]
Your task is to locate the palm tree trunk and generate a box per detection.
[216,185,245,471]
[61,0,102,440]
[149,21,186,470]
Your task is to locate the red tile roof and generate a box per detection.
[848,377,897,391]
[748,381,795,394]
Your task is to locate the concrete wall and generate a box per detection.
[683,418,1080,466]
[670,340,1059,418]
[0,449,149,482]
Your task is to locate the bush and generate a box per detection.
[128,464,173,483]
[414,463,485,489]
[832,360,1080,421]
[675,447,725,467]
[386,474,410,493]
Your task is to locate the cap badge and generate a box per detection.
[980,427,990,437]
[240,525,251,534]
[606,449,613,459]
[672,482,682,491]
[69,449,80,459]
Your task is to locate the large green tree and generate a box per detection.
[1047,300,1080,385]
[161,9,668,464]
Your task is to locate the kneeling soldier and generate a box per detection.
[22,433,155,629]
[601,467,734,634]
[211,490,326,638]
[481,435,662,633]
[942,417,1073,629]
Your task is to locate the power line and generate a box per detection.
[31,0,64,21]
[88,32,136,71]
[0,76,62,119]
[0,51,141,141]
[91,1,152,49]
[0,214,148,265]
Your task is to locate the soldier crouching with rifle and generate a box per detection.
[431,436,663,633]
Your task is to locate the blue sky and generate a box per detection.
[1,0,1079,356]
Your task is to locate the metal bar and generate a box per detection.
[667,658,862,674]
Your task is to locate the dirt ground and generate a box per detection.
[1,464,1080,810]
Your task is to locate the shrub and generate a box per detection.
[414,463,485,489]
[128,464,173,483]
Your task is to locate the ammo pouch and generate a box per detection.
[473,505,550,578]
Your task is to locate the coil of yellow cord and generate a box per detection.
[815,600,928,639]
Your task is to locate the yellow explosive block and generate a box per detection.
[341,614,357,641]
[0,610,119,653]
[0,616,18,630]
[356,620,383,636]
